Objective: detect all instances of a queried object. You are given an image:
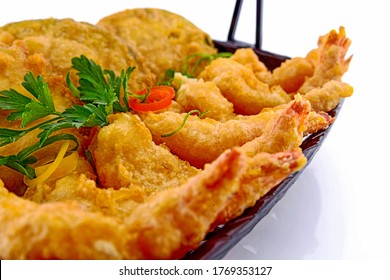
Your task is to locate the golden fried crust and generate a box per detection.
[174,73,235,122]
[213,148,307,227]
[199,58,291,114]
[91,113,199,192]
[124,148,244,259]
[142,110,273,168]
[0,42,48,94]
[0,18,154,91]
[298,26,352,94]
[271,57,314,93]
[97,8,217,81]
[24,157,145,221]
[0,190,131,259]
[240,95,311,157]
[230,48,273,84]
[0,148,244,259]
[0,19,353,260]
[305,111,335,135]
[304,80,353,112]
[0,41,78,114]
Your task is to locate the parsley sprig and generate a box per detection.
[0,55,135,179]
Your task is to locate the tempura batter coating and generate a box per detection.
[304,80,353,112]
[298,26,352,94]
[305,110,335,135]
[199,58,290,114]
[123,148,244,259]
[0,41,78,113]
[91,113,199,192]
[23,157,146,220]
[0,42,47,95]
[230,48,273,84]
[98,8,217,82]
[213,148,307,227]
[142,110,275,168]
[0,148,244,259]
[174,73,235,121]
[271,57,314,93]
[0,18,154,91]
[142,95,310,168]
[0,15,354,260]
[240,94,311,157]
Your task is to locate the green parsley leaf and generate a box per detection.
[0,55,136,180]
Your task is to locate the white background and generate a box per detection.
[0,0,388,260]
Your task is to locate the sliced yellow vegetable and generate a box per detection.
[24,141,79,188]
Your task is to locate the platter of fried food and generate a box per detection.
[0,8,353,259]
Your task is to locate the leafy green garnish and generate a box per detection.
[0,72,60,127]
[0,55,135,179]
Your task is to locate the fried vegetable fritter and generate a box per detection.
[97,8,217,82]
[0,18,154,91]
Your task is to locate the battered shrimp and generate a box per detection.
[123,148,244,259]
[90,113,200,193]
[230,48,273,84]
[143,95,311,168]
[298,26,352,94]
[173,73,235,122]
[305,110,335,135]
[199,58,290,115]
[304,80,353,112]
[259,102,335,135]
[141,109,275,168]
[0,148,244,259]
[271,57,314,93]
[269,26,351,96]
[240,94,311,157]
[213,148,307,227]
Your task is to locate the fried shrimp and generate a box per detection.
[304,80,353,112]
[142,95,311,168]
[199,58,291,114]
[173,73,235,122]
[0,148,244,259]
[97,8,217,82]
[230,48,273,84]
[271,57,314,93]
[123,148,244,259]
[213,148,307,227]
[142,110,275,168]
[90,113,200,193]
[298,26,352,94]
[240,94,311,157]
[269,26,352,97]
[0,12,354,260]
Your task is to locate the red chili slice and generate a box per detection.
[128,86,175,112]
